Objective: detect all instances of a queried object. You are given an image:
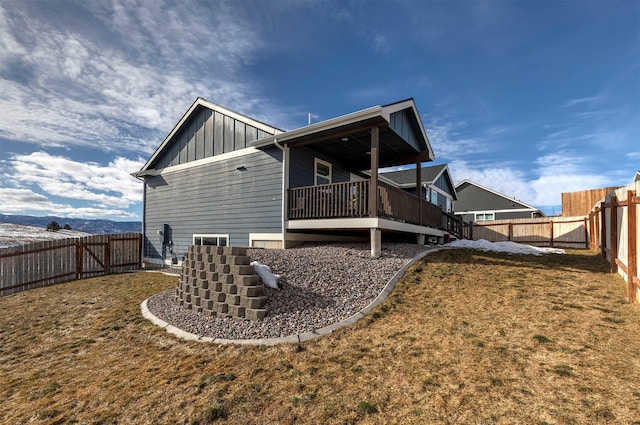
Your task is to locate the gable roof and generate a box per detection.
[381,164,445,185]
[253,98,434,169]
[137,97,283,174]
[455,179,541,212]
[380,164,458,199]
[135,97,434,175]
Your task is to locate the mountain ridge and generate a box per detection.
[0,214,141,234]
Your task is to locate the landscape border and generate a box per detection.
[140,248,439,345]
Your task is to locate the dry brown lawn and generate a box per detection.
[1,248,639,424]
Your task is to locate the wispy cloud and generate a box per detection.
[449,159,535,204]
[0,1,275,155]
[562,95,605,108]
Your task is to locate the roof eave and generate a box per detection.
[251,105,385,148]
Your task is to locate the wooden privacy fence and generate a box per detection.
[587,183,639,303]
[473,216,589,248]
[0,233,142,296]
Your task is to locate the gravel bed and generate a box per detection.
[146,243,430,340]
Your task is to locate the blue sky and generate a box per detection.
[0,0,638,220]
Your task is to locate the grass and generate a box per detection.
[1,249,639,424]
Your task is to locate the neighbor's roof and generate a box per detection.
[455,179,541,212]
[381,164,448,186]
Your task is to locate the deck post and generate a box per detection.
[370,228,381,258]
[416,159,422,225]
[369,127,379,217]
[369,126,381,258]
[417,234,425,245]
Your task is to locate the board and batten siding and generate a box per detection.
[152,106,275,170]
[144,147,283,260]
[433,173,455,197]
[389,110,422,153]
[288,146,350,188]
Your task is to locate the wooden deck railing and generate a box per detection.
[287,180,463,236]
[288,180,370,220]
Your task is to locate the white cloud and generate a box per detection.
[449,159,535,204]
[425,119,488,160]
[2,152,144,216]
[0,188,137,218]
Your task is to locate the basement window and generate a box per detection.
[193,234,229,246]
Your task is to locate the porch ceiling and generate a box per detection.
[287,122,429,171]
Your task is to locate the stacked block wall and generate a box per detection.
[176,245,268,320]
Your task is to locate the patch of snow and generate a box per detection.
[442,239,565,255]
[250,260,281,289]
[0,223,90,248]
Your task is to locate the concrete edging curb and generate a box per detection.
[140,247,441,345]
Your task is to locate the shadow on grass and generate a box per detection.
[423,247,611,275]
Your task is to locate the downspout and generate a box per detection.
[133,174,146,267]
[273,139,287,249]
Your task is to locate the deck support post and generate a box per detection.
[416,159,422,225]
[417,234,425,245]
[369,127,379,218]
[370,228,381,258]
[369,126,381,258]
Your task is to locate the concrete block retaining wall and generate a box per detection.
[176,245,268,320]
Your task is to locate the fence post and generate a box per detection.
[508,222,512,241]
[105,236,112,274]
[138,233,144,269]
[600,202,606,258]
[610,196,617,273]
[75,240,81,280]
[550,219,554,247]
[627,190,637,303]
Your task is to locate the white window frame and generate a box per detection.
[192,234,229,246]
[474,213,495,222]
[314,158,332,185]
[430,189,438,205]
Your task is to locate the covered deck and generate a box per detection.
[254,98,468,256]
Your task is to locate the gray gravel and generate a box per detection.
[146,243,430,340]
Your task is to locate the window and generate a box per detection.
[193,234,229,246]
[430,189,438,205]
[314,158,332,185]
[474,213,495,222]
[446,198,453,213]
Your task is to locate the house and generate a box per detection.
[380,164,457,213]
[454,179,544,222]
[133,97,461,264]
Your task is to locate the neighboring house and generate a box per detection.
[454,179,544,222]
[133,97,458,264]
[380,164,457,213]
